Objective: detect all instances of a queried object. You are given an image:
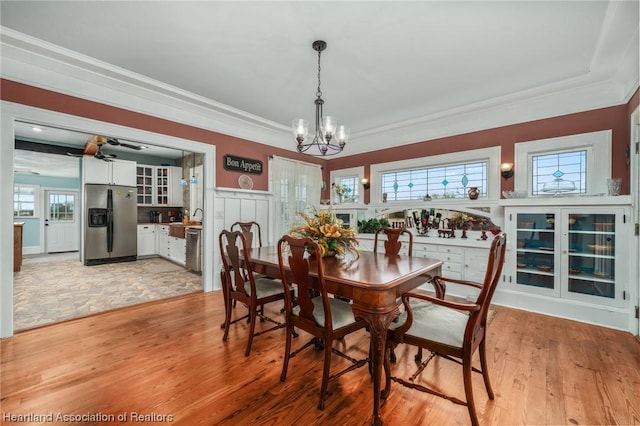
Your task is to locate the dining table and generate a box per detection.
[246,246,443,426]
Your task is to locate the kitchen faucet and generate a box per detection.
[192,208,204,222]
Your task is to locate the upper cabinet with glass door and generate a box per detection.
[136,165,153,205]
[136,164,183,207]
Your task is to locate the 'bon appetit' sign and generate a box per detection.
[223,155,263,175]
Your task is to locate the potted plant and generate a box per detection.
[357,217,391,234]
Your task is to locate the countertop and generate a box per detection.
[138,222,203,230]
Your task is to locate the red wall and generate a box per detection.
[328,91,639,203]
[1,79,327,191]
[3,79,638,199]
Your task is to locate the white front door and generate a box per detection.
[45,190,79,253]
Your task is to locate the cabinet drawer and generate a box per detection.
[416,244,463,254]
[442,262,463,273]
[424,251,462,264]
[432,245,463,254]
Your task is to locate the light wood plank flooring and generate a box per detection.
[1,291,639,425]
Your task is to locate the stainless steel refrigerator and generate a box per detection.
[84,184,137,265]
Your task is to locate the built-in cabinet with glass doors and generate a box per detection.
[136,165,182,206]
[505,206,628,308]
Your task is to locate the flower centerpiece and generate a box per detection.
[289,207,359,258]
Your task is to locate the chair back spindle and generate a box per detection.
[373,227,413,256]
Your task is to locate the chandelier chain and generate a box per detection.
[316,49,322,99]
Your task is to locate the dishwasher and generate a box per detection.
[185,228,202,273]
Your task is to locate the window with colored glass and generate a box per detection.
[380,161,487,201]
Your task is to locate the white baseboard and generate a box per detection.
[22,246,41,256]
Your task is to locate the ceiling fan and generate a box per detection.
[69,135,142,161]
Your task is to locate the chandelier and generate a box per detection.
[293,40,349,156]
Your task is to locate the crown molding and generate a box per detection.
[0,27,292,148]
[1,26,637,158]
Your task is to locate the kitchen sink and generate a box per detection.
[169,223,186,238]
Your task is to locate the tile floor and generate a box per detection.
[13,254,202,331]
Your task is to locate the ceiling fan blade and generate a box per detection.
[119,142,142,150]
[107,137,142,150]
[94,143,117,160]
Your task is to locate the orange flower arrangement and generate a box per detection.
[289,207,359,257]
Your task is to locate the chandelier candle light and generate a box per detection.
[293,40,349,156]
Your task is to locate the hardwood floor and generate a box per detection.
[2,291,639,425]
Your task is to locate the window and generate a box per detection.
[338,176,359,201]
[370,147,501,203]
[14,185,38,217]
[330,166,364,203]
[531,150,587,195]
[270,156,322,239]
[380,161,487,201]
[515,130,611,196]
[48,192,75,221]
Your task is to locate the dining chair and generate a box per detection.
[231,221,263,248]
[373,227,413,256]
[373,226,417,361]
[219,229,288,356]
[277,235,369,410]
[230,220,269,295]
[384,233,507,426]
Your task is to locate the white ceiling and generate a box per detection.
[12,121,186,178]
[2,1,639,158]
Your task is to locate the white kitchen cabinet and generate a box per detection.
[136,165,154,205]
[137,165,183,206]
[137,224,156,257]
[157,225,170,258]
[156,225,185,266]
[83,156,136,186]
[168,236,186,266]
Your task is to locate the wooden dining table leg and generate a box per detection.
[352,306,399,426]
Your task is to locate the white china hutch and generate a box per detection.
[329,194,635,331]
[498,196,634,330]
